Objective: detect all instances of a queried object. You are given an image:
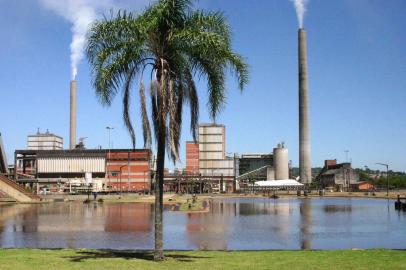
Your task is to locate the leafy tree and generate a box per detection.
[86,0,248,260]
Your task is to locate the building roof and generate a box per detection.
[322,168,343,176]
[239,153,273,159]
[254,180,304,187]
[16,148,151,157]
[28,130,63,139]
[199,123,225,127]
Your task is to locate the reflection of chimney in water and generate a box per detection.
[300,199,312,250]
[298,28,312,184]
[70,80,77,149]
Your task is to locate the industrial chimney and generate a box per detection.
[69,80,77,149]
[298,28,312,184]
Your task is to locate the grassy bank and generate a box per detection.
[0,249,405,270]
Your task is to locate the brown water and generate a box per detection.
[0,197,405,250]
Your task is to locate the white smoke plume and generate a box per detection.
[39,0,152,80]
[291,0,309,28]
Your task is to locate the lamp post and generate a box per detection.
[376,163,389,197]
[119,165,126,197]
[106,126,114,186]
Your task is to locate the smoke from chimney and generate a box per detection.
[291,0,309,28]
[39,0,152,80]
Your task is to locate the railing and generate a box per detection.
[0,175,40,200]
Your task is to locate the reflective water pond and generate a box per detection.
[0,197,405,250]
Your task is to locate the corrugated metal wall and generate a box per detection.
[37,157,105,173]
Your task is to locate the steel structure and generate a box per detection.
[0,133,8,174]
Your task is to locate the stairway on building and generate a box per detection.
[0,175,41,202]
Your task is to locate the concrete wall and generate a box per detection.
[0,177,34,202]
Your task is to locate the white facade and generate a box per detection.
[198,124,234,176]
[37,157,105,173]
[28,131,63,150]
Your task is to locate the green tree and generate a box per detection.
[86,0,248,260]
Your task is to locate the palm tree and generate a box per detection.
[86,0,248,260]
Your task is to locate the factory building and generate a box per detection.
[235,143,290,183]
[235,154,273,181]
[316,160,360,191]
[14,149,152,193]
[27,130,63,150]
[198,124,234,177]
[185,142,199,174]
[106,150,151,191]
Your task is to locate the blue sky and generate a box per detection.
[0,0,405,172]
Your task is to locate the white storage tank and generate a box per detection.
[273,143,289,180]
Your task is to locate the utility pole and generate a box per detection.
[119,165,127,197]
[345,150,349,163]
[376,163,389,197]
[106,126,114,187]
[128,151,130,193]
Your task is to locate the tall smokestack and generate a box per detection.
[298,28,312,184]
[70,80,77,149]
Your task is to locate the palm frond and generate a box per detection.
[140,80,152,148]
[122,67,137,148]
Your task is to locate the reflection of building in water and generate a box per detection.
[104,203,153,232]
[299,199,312,250]
[238,200,293,216]
[0,203,108,248]
[324,205,352,213]
[239,199,294,240]
[186,200,236,250]
[35,203,106,232]
[0,204,33,233]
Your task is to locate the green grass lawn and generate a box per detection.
[0,249,405,270]
[178,199,206,211]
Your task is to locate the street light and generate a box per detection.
[376,163,389,197]
[106,126,114,184]
[119,165,127,197]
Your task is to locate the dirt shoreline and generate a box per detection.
[2,191,404,206]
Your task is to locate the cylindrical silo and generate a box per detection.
[273,146,289,180]
[70,80,77,149]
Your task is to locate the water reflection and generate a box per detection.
[323,205,352,213]
[105,203,153,232]
[299,199,312,250]
[186,201,233,250]
[239,199,293,216]
[0,198,405,250]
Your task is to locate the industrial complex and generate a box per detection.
[0,26,348,200]
[0,27,315,200]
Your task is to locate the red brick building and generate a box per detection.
[185,142,199,174]
[106,149,152,192]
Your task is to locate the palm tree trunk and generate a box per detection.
[154,117,165,261]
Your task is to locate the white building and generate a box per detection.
[198,124,234,176]
[27,130,63,150]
